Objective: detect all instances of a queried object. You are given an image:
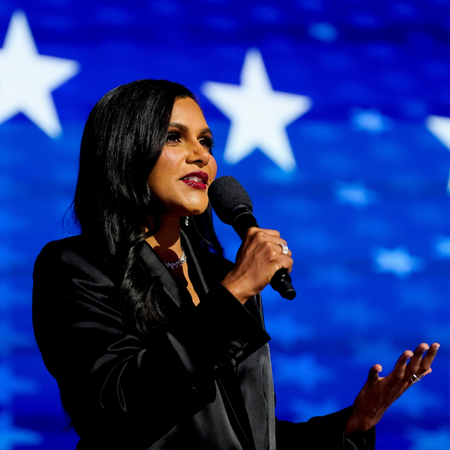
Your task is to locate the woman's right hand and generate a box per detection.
[220,227,293,304]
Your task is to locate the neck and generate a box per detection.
[146,214,183,261]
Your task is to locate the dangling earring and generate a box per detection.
[185,216,189,227]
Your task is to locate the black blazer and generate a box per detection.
[32,233,375,450]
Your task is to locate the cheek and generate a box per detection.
[157,149,180,172]
[209,156,218,182]
[148,151,178,187]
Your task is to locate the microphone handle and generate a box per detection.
[232,210,296,300]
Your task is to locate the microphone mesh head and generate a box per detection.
[209,176,253,225]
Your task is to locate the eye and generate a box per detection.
[166,131,181,144]
[199,136,214,153]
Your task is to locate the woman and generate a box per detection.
[33,79,439,449]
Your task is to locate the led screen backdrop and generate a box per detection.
[1,1,449,449]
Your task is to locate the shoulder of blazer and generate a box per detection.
[34,234,118,286]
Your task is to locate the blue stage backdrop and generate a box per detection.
[0,1,449,449]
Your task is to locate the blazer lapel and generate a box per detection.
[180,229,210,298]
[139,234,258,450]
[138,241,190,308]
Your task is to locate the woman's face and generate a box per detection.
[148,97,217,218]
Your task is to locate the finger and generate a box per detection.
[286,259,294,273]
[406,344,430,378]
[254,233,292,258]
[248,229,286,251]
[274,242,293,257]
[419,343,440,373]
[249,228,281,238]
[251,229,288,247]
[422,343,440,369]
[245,230,294,273]
[247,229,293,257]
[368,364,382,383]
[395,350,414,371]
[418,368,432,379]
[275,253,294,271]
[286,258,294,273]
[388,350,413,385]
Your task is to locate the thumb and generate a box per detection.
[368,364,382,383]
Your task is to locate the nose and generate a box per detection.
[186,141,211,167]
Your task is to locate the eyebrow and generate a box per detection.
[168,122,213,136]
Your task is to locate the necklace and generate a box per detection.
[164,248,187,270]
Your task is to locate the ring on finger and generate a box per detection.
[277,242,289,255]
[410,373,422,384]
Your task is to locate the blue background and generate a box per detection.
[1,1,449,449]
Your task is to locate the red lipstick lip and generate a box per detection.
[181,179,207,190]
[180,171,209,184]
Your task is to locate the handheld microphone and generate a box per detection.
[209,175,296,300]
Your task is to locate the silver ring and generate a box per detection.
[277,242,289,255]
[410,374,421,384]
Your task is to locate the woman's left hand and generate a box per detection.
[345,342,440,434]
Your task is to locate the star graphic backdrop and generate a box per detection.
[1,1,449,449]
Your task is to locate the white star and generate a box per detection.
[434,235,450,258]
[0,11,79,138]
[426,115,450,193]
[374,247,424,278]
[0,412,42,450]
[335,181,377,207]
[202,48,311,171]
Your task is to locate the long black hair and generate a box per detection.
[73,79,222,334]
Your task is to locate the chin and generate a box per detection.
[186,208,207,217]
[184,203,209,216]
